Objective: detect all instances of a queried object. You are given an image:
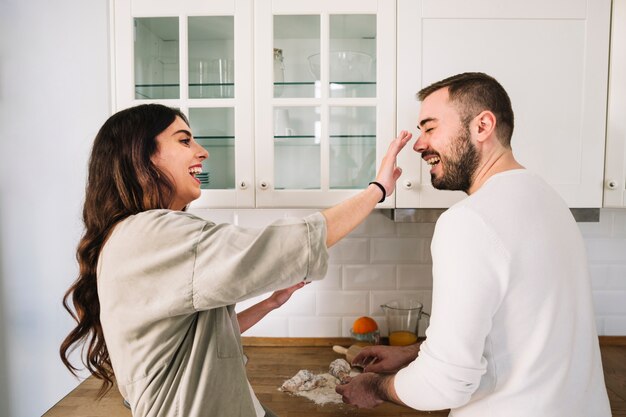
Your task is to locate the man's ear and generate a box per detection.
[474,111,496,143]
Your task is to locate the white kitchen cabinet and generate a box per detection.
[253,0,396,208]
[111,0,255,208]
[604,0,626,207]
[112,0,611,210]
[396,0,611,208]
[111,0,395,209]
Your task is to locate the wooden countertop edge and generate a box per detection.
[598,335,626,346]
[242,336,356,347]
[242,336,626,347]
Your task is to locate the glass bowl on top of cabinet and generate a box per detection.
[254,1,396,208]
[111,0,255,208]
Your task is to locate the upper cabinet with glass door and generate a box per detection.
[111,0,254,208]
[254,0,396,208]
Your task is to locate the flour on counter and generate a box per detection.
[279,369,361,406]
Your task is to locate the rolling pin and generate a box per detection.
[332,344,364,363]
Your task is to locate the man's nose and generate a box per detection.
[413,134,425,153]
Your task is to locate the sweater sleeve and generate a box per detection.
[394,206,510,410]
[191,212,328,310]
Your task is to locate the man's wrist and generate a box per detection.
[403,342,421,360]
[372,374,393,401]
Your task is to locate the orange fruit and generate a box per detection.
[352,316,378,334]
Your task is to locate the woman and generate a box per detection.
[60,103,411,417]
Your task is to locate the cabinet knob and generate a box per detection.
[259,181,269,190]
[238,181,248,190]
[606,180,620,190]
[403,180,413,189]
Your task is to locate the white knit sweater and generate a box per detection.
[394,170,611,417]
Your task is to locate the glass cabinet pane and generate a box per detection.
[329,106,376,189]
[274,15,320,98]
[274,107,320,189]
[329,15,376,98]
[188,16,234,99]
[134,17,180,99]
[188,108,235,189]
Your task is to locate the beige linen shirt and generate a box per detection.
[97,210,328,417]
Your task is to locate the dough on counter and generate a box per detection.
[328,358,351,383]
[279,361,362,406]
[280,369,327,393]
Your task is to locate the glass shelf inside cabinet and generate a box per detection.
[189,16,234,99]
[134,17,180,99]
[273,16,320,98]
[273,106,320,189]
[189,108,235,189]
[328,15,377,98]
[329,106,376,189]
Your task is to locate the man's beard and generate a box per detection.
[431,126,479,193]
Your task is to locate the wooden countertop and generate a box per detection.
[44,338,626,417]
[43,339,446,417]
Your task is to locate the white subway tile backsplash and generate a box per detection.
[328,238,369,264]
[350,211,397,237]
[370,238,426,263]
[592,291,626,315]
[226,209,625,337]
[395,222,436,238]
[397,265,433,289]
[604,316,626,335]
[595,317,605,335]
[588,265,609,289]
[267,291,316,317]
[608,265,626,289]
[309,265,342,289]
[316,291,369,316]
[241,317,288,337]
[609,208,626,237]
[344,265,396,290]
[289,317,341,337]
[585,238,626,263]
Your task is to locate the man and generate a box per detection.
[336,73,611,416]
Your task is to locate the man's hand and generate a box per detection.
[335,373,388,408]
[352,344,420,373]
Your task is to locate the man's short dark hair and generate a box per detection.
[418,72,515,147]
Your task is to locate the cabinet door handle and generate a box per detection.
[238,181,248,190]
[606,180,620,190]
[403,180,413,189]
[259,181,269,190]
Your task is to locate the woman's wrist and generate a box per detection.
[368,181,386,203]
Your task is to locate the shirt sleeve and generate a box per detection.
[394,206,510,410]
[191,212,328,310]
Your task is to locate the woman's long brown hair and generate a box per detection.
[60,104,188,396]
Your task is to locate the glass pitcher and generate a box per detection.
[381,299,430,346]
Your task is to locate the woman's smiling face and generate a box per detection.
[151,116,208,210]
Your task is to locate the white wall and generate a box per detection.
[0,1,625,417]
[0,0,110,416]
